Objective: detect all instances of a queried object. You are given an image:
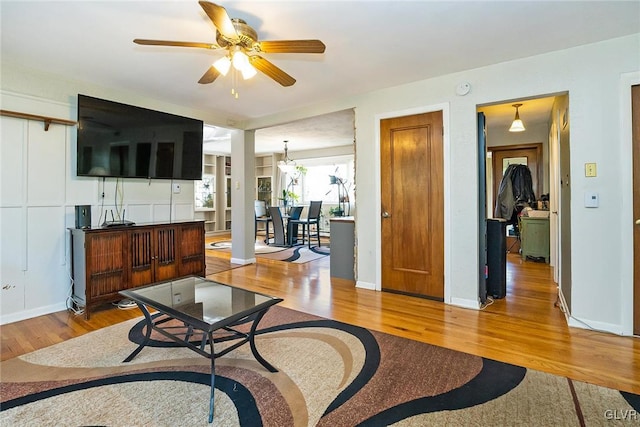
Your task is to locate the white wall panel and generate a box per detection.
[152,203,171,222]
[1,117,26,206]
[174,202,194,221]
[0,207,26,315]
[27,121,66,205]
[123,203,152,224]
[25,206,68,309]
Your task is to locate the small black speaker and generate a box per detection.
[487,218,507,299]
[75,205,91,229]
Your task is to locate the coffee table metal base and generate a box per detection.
[122,302,278,423]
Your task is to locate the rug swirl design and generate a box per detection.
[208,241,330,263]
[1,307,638,426]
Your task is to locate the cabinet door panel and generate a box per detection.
[86,232,126,298]
[129,228,153,287]
[179,222,205,276]
[155,227,177,281]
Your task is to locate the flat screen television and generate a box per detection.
[77,94,203,180]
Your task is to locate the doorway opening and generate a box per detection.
[477,93,571,317]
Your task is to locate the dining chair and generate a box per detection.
[286,206,304,245]
[254,200,272,243]
[289,200,322,248]
[268,206,287,246]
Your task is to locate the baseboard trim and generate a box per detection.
[356,280,376,290]
[567,316,626,336]
[450,297,480,310]
[1,302,67,325]
[230,257,256,265]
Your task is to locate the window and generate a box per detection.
[195,175,215,209]
[291,155,354,207]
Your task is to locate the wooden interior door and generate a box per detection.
[380,111,444,300]
[632,84,640,335]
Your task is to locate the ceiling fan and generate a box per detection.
[134,1,325,88]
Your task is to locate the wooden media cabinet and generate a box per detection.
[70,220,205,319]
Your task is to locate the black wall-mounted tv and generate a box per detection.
[77,94,203,180]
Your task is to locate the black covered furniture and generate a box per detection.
[494,164,536,221]
[486,218,507,298]
[288,201,322,248]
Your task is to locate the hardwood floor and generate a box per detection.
[2,233,639,395]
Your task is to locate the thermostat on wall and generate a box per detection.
[584,192,599,208]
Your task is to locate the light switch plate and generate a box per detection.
[585,163,597,177]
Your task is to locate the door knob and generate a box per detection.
[382,211,391,218]
[636,219,640,225]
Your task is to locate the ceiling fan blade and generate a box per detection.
[134,39,218,49]
[199,1,238,41]
[257,40,326,54]
[198,66,221,84]
[250,56,296,87]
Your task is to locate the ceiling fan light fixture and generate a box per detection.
[509,103,526,132]
[213,56,231,76]
[232,50,249,70]
[240,63,257,80]
[134,2,325,88]
[228,49,256,80]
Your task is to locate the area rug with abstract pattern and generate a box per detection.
[208,240,330,264]
[1,306,638,426]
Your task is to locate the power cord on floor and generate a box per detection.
[113,299,138,310]
[479,296,495,310]
[66,293,85,316]
[555,291,630,336]
[65,233,85,316]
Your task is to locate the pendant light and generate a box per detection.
[509,103,525,132]
[277,140,297,174]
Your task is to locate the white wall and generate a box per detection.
[247,34,640,334]
[0,89,212,324]
[2,34,639,334]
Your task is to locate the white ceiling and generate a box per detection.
[2,1,638,152]
[205,109,355,154]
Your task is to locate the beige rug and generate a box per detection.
[1,306,638,426]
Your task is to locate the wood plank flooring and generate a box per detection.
[2,233,639,395]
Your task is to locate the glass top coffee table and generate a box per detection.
[119,275,283,423]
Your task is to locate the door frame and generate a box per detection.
[620,71,640,336]
[374,103,452,303]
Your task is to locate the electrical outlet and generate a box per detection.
[172,293,182,305]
